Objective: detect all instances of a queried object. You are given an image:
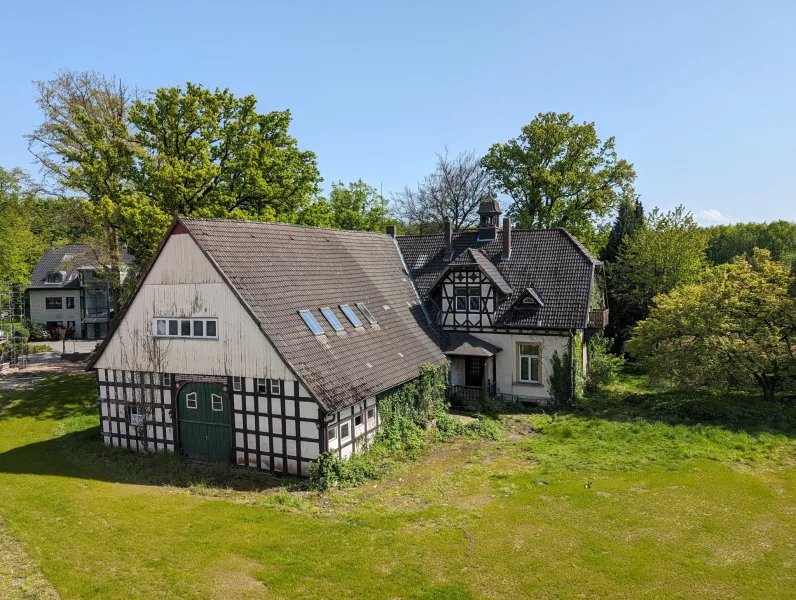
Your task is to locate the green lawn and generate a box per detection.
[0,372,794,599]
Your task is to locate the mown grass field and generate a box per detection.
[0,371,794,599]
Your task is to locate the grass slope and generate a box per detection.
[0,372,793,599]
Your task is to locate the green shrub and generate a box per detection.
[435,412,465,441]
[464,418,502,440]
[27,322,48,341]
[586,333,625,392]
[308,451,379,491]
[548,350,573,408]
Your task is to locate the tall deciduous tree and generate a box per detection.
[608,206,709,342]
[130,83,321,221]
[295,180,394,232]
[394,148,491,234]
[630,249,796,401]
[481,112,636,241]
[26,71,151,311]
[0,167,44,283]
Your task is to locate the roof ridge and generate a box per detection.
[180,216,391,237]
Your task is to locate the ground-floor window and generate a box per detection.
[517,343,541,383]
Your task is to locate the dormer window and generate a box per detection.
[46,272,63,283]
[518,288,545,308]
[455,287,480,312]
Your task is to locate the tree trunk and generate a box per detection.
[754,373,777,402]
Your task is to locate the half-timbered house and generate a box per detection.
[396,197,607,407]
[87,218,445,475]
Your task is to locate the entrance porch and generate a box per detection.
[443,333,501,411]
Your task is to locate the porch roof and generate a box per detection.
[442,333,502,358]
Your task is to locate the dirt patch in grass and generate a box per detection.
[0,516,59,600]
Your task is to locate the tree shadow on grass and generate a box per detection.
[0,374,300,494]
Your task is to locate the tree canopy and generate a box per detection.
[393,148,491,234]
[630,249,796,401]
[481,112,636,242]
[608,206,709,342]
[705,221,796,270]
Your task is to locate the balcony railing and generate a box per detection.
[82,307,111,319]
[448,382,496,411]
[588,308,609,328]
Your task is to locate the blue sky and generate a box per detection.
[1,0,794,224]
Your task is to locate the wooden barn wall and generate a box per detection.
[92,233,294,380]
[96,369,324,476]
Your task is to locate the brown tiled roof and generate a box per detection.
[182,218,446,413]
[397,228,598,330]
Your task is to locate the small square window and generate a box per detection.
[156,319,167,336]
[206,320,217,338]
[193,320,204,337]
[130,405,144,426]
[270,380,281,396]
[355,414,362,427]
[66,297,75,309]
[468,296,480,311]
[327,426,337,441]
[168,320,179,336]
[340,422,351,440]
[163,373,171,386]
[186,392,197,409]
[456,296,468,311]
[181,320,191,336]
[257,378,266,394]
[232,376,242,392]
[211,394,223,412]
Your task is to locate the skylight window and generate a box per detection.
[339,304,362,328]
[299,310,324,335]
[320,307,344,332]
[357,303,377,325]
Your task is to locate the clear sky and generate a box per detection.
[1,0,794,224]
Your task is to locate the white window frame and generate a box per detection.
[232,376,242,392]
[270,380,281,396]
[163,373,171,386]
[152,317,218,339]
[354,414,363,427]
[257,378,267,394]
[340,421,351,441]
[339,304,363,327]
[320,307,344,332]
[327,425,337,441]
[454,286,480,313]
[517,343,541,384]
[186,392,198,409]
[130,405,144,426]
[211,394,223,412]
[367,407,375,424]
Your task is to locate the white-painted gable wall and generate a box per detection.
[94,232,296,380]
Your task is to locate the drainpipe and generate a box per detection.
[569,330,576,405]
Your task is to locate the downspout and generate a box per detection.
[569,330,576,405]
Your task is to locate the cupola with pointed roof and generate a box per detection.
[477,193,502,240]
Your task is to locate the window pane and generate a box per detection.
[257,378,266,393]
[233,376,242,391]
[468,296,480,311]
[327,426,337,440]
[168,320,179,336]
[520,356,529,381]
[530,357,540,382]
[340,423,350,439]
[299,310,324,335]
[367,408,374,420]
[456,296,468,311]
[454,286,468,297]
[519,344,539,357]
[356,303,377,324]
[211,394,222,411]
[339,304,362,327]
[181,320,191,336]
[355,415,362,426]
[156,320,167,336]
[320,307,344,331]
[206,320,217,337]
[271,380,281,395]
[193,320,204,337]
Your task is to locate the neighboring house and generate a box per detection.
[396,196,608,407]
[87,218,445,475]
[28,244,132,340]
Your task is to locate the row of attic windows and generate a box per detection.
[299,303,377,336]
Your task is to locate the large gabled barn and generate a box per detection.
[88,217,445,475]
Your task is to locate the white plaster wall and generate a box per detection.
[29,290,82,336]
[94,233,295,380]
[470,332,570,400]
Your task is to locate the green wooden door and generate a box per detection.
[178,382,231,463]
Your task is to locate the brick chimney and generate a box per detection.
[502,218,511,260]
[443,217,453,261]
[386,225,397,238]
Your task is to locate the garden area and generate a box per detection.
[0,368,793,599]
